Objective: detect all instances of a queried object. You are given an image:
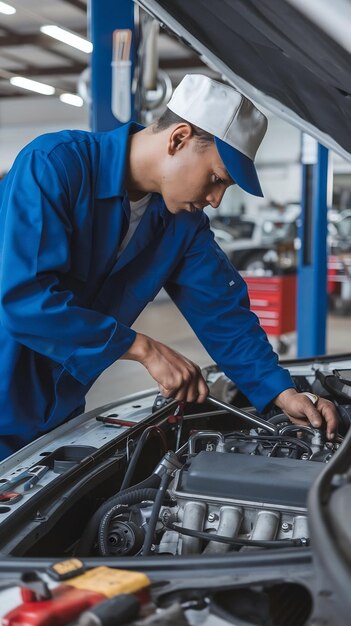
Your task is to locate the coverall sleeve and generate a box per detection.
[165,218,295,412]
[0,148,136,385]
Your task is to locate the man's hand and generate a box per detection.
[273,387,338,440]
[121,332,209,403]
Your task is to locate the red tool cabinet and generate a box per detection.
[242,274,297,336]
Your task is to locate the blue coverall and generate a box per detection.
[0,122,293,459]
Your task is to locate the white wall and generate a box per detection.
[0,96,89,175]
[219,113,303,216]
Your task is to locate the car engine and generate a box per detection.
[0,360,349,569]
[77,386,343,559]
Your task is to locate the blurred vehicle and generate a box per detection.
[327,211,351,314]
[212,204,299,272]
[329,210,351,254]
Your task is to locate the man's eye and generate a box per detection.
[213,175,223,184]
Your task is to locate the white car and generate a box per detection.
[212,205,300,271]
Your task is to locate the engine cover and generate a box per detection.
[177,451,321,509]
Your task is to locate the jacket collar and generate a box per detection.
[95,122,144,199]
[95,121,173,233]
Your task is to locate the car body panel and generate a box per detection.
[138,0,351,161]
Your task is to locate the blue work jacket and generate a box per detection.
[0,122,293,459]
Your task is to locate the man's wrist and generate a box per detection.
[120,332,152,364]
[273,387,298,410]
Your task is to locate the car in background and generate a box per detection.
[328,210,351,314]
[329,210,351,254]
[212,204,300,272]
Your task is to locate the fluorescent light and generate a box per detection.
[40,25,93,53]
[0,2,16,15]
[10,76,55,95]
[59,93,84,107]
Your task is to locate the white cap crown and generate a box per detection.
[167,74,267,161]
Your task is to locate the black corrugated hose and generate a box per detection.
[77,474,160,556]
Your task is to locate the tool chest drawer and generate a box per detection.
[243,274,296,335]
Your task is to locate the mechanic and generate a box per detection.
[0,74,338,459]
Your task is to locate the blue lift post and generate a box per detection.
[90,0,136,132]
[297,136,329,357]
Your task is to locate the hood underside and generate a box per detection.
[137,0,351,160]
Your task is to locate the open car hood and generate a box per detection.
[137,0,351,161]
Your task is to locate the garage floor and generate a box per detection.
[86,296,351,412]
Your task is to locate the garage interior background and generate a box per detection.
[0,0,350,411]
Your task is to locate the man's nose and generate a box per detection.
[206,187,226,209]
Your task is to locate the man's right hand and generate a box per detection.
[121,332,209,404]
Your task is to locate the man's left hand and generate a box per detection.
[273,387,338,440]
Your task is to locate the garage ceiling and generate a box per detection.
[0,0,204,101]
[0,0,90,98]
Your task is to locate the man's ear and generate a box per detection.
[168,123,193,155]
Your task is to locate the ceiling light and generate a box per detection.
[40,25,93,53]
[0,2,16,15]
[10,76,55,95]
[59,93,84,107]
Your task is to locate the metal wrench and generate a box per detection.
[0,465,49,495]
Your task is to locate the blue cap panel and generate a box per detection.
[215,137,264,197]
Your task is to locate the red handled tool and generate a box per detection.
[0,491,22,504]
[3,565,150,626]
[96,416,139,428]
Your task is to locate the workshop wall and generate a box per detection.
[0,97,88,175]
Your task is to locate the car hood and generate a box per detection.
[137,0,351,161]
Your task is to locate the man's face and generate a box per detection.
[159,126,234,215]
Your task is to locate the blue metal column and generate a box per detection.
[89,0,136,132]
[297,136,329,357]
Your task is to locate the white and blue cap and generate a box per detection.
[167,74,267,197]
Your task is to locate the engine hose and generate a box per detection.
[226,432,313,456]
[77,474,160,556]
[165,522,309,549]
[120,426,167,491]
[279,424,316,437]
[141,471,172,556]
[97,488,159,556]
[267,413,290,426]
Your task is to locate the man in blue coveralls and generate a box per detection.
[0,74,337,459]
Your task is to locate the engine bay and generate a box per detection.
[0,357,350,624]
[0,358,346,560]
[75,405,341,560]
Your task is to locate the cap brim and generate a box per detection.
[215,137,264,197]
